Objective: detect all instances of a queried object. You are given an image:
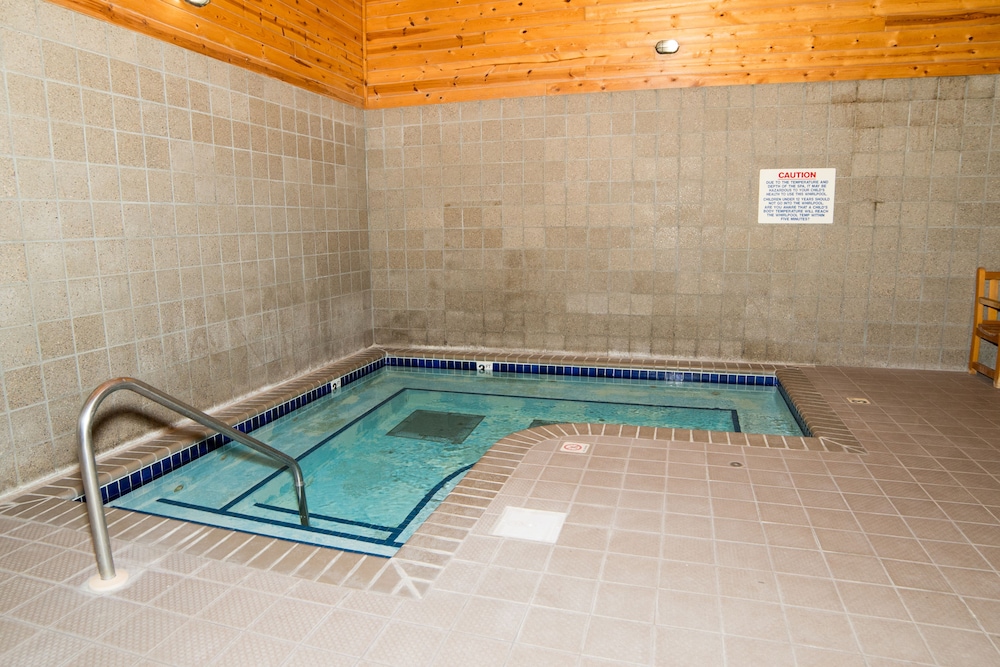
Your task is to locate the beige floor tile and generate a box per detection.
[546,545,604,578]
[54,595,144,640]
[506,643,578,666]
[656,589,721,632]
[793,645,868,667]
[518,606,587,653]
[532,572,598,613]
[919,624,1000,666]
[1,630,94,666]
[453,597,528,641]
[5,583,91,627]
[248,597,330,642]
[836,581,909,619]
[115,570,186,605]
[593,581,656,622]
[99,606,189,652]
[196,586,278,629]
[364,620,446,666]
[720,597,789,640]
[851,617,935,663]
[150,576,229,616]
[148,618,240,665]
[209,633,295,667]
[474,565,541,602]
[776,573,844,611]
[715,566,780,602]
[784,607,860,651]
[769,545,830,576]
[282,645,357,667]
[0,616,38,657]
[898,588,981,629]
[22,549,94,583]
[432,632,511,666]
[654,626,724,666]
[722,635,796,667]
[64,644,145,667]
[601,552,659,586]
[713,517,767,543]
[304,608,387,656]
[582,616,653,663]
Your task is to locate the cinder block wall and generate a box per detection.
[0,2,371,493]
[366,81,1000,367]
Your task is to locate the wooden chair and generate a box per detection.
[969,267,1000,388]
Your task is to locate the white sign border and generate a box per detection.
[758,168,836,225]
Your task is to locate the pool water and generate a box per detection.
[109,367,804,557]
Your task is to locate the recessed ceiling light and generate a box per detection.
[184,0,211,6]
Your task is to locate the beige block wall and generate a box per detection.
[366,79,1000,367]
[0,2,371,494]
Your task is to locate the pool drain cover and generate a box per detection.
[388,409,485,445]
[492,506,567,543]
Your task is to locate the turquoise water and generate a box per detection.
[109,368,804,556]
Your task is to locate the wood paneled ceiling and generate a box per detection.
[46,0,366,106]
[46,0,1000,109]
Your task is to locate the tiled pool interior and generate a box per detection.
[2,349,999,666]
[89,351,822,508]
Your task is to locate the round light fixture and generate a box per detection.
[655,39,680,55]
[184,0,211,6]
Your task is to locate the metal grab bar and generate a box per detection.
[78,377,309,590]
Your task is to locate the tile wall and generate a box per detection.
[365,79,1000,368]
[0,1,371,494]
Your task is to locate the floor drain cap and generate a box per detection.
[846,397,871,405]
[729,461,743,467]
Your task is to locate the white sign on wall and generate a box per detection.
[758,168,836,224]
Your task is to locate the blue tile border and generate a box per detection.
[386,356,777,386]
[385,357,480,372]
[86,354,795,505]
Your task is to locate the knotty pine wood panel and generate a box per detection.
[365,0,1000,108]
[47,0,365,106]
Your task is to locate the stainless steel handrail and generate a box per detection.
[78,377,309,589]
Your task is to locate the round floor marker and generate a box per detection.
[846,397,871,405]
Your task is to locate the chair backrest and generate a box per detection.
[974,267,1000,324]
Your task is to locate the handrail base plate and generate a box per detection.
[86,570,129,593]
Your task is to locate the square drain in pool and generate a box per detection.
[388,409,485,445]
[492,506,567,543]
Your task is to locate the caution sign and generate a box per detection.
[758,168,836,224]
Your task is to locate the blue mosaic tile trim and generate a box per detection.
[87,357,387,505]
[386,357,480,372]
[387,356,776,387]
[494,363,776,386]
